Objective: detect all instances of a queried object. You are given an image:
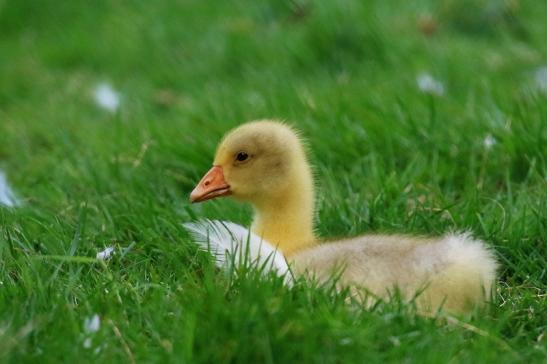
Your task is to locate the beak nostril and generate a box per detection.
[191,165,229,203]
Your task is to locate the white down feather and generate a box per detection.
[183,219,293,284]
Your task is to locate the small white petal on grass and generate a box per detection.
[0,170,20,207]
[96,246,115,260]
[340,337,353,346]
[416,73,445,96]
[84,314,100,333]
[534,66,547,94]
[483,134,496,149]
[93,83,120,112]
[389,336,401,347]
[83,337,92,349]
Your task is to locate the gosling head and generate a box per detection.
[190,120,309,206]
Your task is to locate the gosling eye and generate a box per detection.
[235,151,249,162]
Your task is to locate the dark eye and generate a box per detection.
[236,152,249,162]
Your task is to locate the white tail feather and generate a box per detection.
[183,219,293,284]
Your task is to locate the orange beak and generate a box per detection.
[190,166,231,203]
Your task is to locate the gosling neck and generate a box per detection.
[251,180,316,256]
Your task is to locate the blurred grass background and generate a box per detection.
[0,0,546,362]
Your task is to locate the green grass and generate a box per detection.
[0,0,546,362]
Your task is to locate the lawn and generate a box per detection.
[0,0,546,362]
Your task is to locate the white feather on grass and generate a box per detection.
[183,219,293,284]
[416,72,445,96]
[93,83,120,113]
[0,170,20,207]
[96,246,115,261]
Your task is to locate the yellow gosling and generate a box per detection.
[189,119,498,315]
